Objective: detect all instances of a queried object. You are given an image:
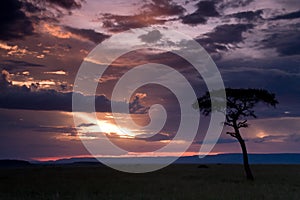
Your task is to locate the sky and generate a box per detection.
[0,0,300,161]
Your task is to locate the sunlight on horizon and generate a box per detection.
[32,151,223,162]
[256,131,268,138]
[75,112,138,139]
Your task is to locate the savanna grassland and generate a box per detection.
[0,164,299,200]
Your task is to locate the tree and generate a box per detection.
[194,88,278,180]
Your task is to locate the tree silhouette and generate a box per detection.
[194,88,278,180]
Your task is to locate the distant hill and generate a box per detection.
[175,154,300,164]
[30,153,300,165]
[0,160,32,168]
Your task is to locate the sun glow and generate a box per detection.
[76,113,135,139]
[256,131,268,138]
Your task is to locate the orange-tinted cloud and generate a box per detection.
[41,23,109,44]
[42,23,73,39]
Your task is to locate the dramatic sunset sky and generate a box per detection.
[0,0,299,161]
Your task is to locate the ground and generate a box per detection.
[0,164,299,200]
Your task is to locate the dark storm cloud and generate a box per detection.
[262,30,300,56]
[196,24,254,53]
[0,88,102,112]
[205,24,254,44]
[0,0,34,40]
[216,55,300,118]
[0,0,86,41]
[101,0,185,32]
[139,30,163,43]
[271,10,300,20]
[22,1,43,13]
[2,60,44,70]
[0,70,148,113]
[135,133,173,142]
[142,0,186,17]
[23,0,84,11]
[77,123,97,128]
[228,10,263,21]
[218,138,238,144]
[101,13,166,32]
[45,0,83,10]
[21,0,84,20]
[34,126,78,136]
[181,1,219,25]
[0,88,141,113]
[0,87,142,113]
[181,0,257,26]
[129,96,149,114]
[194,137,238,144]
[64,26,110,44]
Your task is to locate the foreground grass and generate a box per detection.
[0,164,299,200]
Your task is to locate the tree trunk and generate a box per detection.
[236,133,254,180]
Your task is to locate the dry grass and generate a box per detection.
[0,164,299,199]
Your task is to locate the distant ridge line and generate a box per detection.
[1,154,300,166]
[24,153,300,165]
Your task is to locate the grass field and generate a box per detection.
[0,164,299,200]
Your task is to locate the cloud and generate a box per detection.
[135,93,147,99]
[196,23,254,53]
[181,0,257,26]
[101,0,185,32]
[34,126,78,136]
[1,89,105,112]
[135,132,173,142]
[22,1,42,13]
[0,70,148,113]
[41,23,73,39]
[22,0,84,11]
[0,87,109,112]
[0,70,12,89]
[40,23,109,43]
[271,10,300,20]
[228,10,263,21]
[64,26,110,44]
[205,23,254,44]
[195,137,238,144]
[46,0,83,9]
[139,30,163,43]
[218,0,254,9]
[77,123,97,128]
[3,60,43,67]
[252,133,300,143]
[101,13,166,33]
[0,0,34,40]
[262,30,300,56]
[129,96,149,114]
[22,0,86,23]
[44,70,68,75]
[0,42,36,58]
[0,0,86,41]
[0,60,44,73]
[181,1,219,25]
[142,0,186,17]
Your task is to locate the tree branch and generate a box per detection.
[237,120,248,128]
[226,132,237,138]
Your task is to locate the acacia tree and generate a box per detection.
[195,88,278,180]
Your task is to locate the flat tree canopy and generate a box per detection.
[194,88,278,180]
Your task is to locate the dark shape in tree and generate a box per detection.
[194,88,278,180]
